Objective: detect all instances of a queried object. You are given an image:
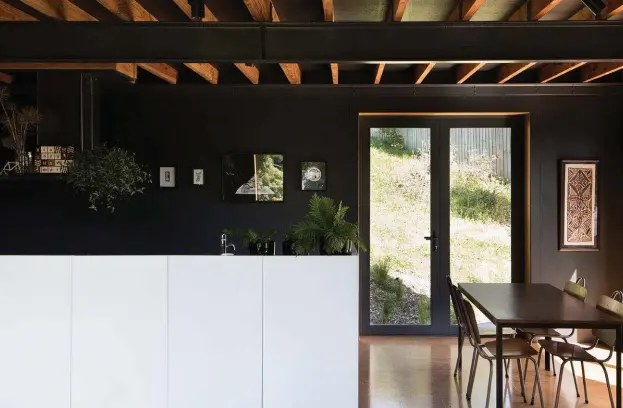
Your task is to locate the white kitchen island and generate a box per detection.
[0,255,358,408]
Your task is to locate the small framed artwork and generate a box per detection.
[559,160,599,251]
[193,169,204,185]
[160,167,176,188]
[222,153,284,202]
[301,161,326,191]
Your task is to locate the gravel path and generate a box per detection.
[369,279,428,325]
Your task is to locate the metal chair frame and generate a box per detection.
[455,287,545,408]
[530,290,623,408]
[520,277,587,393]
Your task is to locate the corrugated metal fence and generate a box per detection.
[371,127,512,181]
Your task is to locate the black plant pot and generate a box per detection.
[249,241,276,255]
[282,240,297,255]
[319,239,353,255]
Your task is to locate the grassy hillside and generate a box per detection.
[370,129,511,325]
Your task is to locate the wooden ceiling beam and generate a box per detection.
[457,63,485,84]
[539,62,587,83]
[0,72,14,84]
[448,1,486,84]
[414,63,435,84]
[20,0,95,21]
[374,0,410,84]
[0,0,37,20]
[531,0,564,20]
[581,62,623,82]
[241,1,300,85]
[498,62,536,83]
[0,63,137,80]
[243,0,271,21]
[322,0,334,22]
[393,0,408,21]
[499,1,563,84]
[323,0,337,84]
[604,0,623,19]
[172,0,258,84]
[96,0,216,84]
[569,7,595,20]
[448,0,485,21]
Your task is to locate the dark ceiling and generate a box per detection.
[1,0,622,86]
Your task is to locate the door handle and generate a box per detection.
[424,234,438,251]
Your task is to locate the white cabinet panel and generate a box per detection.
[168,256,263,408]
[71,256,168,408]
[0,256,71,408]
[263,256,359,408]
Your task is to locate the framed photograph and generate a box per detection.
[301,161,326,191]
[193,169,204,185]
[222,153,284,202]
[559,160,599,251]
[159,167,176,188]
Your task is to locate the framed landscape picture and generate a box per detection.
[222,153,284,202]
[301,161,326,191]
[559,160,599,251]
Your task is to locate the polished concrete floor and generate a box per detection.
[360,337,617,408]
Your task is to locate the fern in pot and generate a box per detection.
[66,146,151,213]
[293,194,366,255]
[227,228,277,255]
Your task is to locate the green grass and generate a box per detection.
[370,130,511,325]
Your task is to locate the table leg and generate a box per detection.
[458,325,463,369]
[617,325,621,408]
[496,324,503,408]
[544,336,551,371]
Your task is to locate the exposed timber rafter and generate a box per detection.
[0,1,37,20]
[582,62,623,82]
[374,0,410,84]
[498,0,564,83]
[457,63,485,84]
[414,63,435,84]
[92,0,224,83]
[322,0,338,84]
[449,0,487,84]
[172,0,259,84]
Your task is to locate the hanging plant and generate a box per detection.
[66,146,151,212]
[0,86,41,174]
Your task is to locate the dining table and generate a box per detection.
[458,283,623,408]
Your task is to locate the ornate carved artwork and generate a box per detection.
[560,160,599,251]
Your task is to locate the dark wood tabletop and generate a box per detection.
[458,283,623,328]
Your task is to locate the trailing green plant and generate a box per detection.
[66,146,151,212]
[293,194,366,255]
[0,86,41,173]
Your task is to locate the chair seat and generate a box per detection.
[483,338,538,359]
[518,327,563,338]
[538,339,598,361]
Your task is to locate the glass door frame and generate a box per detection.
[359,115,527,336]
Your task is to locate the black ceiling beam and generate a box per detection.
[2,21,623,63]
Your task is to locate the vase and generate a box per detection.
[319,238,353,255]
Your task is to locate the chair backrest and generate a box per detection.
[593,291,623,347]
[447,276,465,329]
[457,292,481,345]
[564,277,587,301]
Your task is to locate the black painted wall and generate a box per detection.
[1,78,623,313]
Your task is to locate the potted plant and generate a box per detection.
[0,86,41,174]
[232,229,277,255]
[66,145,151,212]
[282,227,298,255]
[293,194,366,255]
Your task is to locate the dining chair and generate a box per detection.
[531,290,623,408]
[456,289,545,408]
[518,277,587,394]
[447,276,515,378]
